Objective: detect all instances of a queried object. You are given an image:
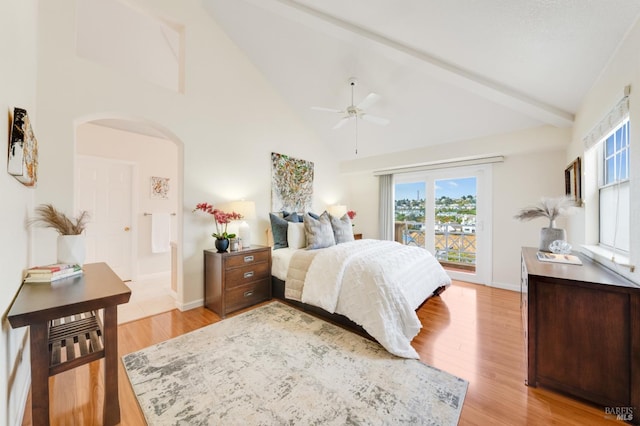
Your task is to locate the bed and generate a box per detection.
[269,212,451,359]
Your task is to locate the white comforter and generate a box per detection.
[298,239,451,358]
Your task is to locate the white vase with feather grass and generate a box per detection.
[514,196,576,252]
[29,204,90,265]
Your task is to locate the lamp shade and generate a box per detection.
[327,204,347,218]
[230,200,256,220]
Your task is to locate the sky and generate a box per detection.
[395,177,477,200]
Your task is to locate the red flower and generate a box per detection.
[347,210,356,220]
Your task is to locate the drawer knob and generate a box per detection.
[243,290,254,297]
[244,255,254,262]
[243,271,254,279]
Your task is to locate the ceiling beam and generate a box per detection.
[242,0,574,127]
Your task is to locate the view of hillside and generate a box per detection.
[394,178,478,267]
[395,195,477,229]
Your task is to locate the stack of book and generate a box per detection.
[24,263,83,283]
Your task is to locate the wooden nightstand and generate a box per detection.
[204,245,272,317]
[354,233,362,240]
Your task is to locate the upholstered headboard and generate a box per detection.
[265,227,274,248]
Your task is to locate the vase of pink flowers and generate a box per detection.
[193,202,243,252]
[347,210,356,227]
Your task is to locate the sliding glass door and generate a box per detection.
[394,165,492,285]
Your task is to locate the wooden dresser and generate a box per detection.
[521,247,639,423]
[204,245,272,317]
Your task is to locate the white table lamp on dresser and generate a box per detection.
[231,200,256,248]
[327,204,347,218]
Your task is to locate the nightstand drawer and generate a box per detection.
[225,262,270,289]
[225,250,270,269]
[225,280,270,313]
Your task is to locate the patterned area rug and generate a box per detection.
[123,301,467,425]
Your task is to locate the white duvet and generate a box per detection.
[298,239,451,358]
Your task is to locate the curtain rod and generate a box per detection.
[373,155,504,176]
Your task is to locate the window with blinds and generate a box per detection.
[598,118,630,252]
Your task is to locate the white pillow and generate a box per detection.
[287,222,307,249]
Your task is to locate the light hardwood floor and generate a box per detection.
[21,280,624,425]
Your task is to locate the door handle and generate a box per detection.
[124,226,130,231]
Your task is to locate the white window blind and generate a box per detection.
[597,118,630,253]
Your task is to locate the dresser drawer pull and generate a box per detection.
[244,255,254,263]
[243,271,254,279]
[243,290,254,297]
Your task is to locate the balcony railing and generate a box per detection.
[395,221,476,269]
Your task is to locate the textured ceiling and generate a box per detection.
[201,0,640,160]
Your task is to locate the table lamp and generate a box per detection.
[230,200,256,248]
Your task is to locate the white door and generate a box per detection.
[394,165,492,285]
[76,156,134,280]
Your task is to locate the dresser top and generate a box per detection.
[522,247,639,290]
[204,245,270,256]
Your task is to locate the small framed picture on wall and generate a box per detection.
[150,176,169,199]
[564,157,581,205]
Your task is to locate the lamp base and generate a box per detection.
[238,221,251,248]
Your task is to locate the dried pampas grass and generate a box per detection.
[514,196,576,228]
[29,204,89,235]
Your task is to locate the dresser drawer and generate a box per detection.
[225,250,270,269]
[225,280,270,313]
[225,262,270,289]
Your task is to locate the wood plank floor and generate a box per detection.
[21,280,624,425]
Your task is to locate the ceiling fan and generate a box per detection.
[311,78,390,130]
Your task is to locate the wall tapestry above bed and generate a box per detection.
[271,152,314,212]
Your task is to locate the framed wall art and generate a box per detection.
[565,157,582,205]
[271,152,314,212]
[8,107,38,187]
[150,176,170,199]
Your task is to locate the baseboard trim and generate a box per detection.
[490,281,520,292]
[176,298,204,312]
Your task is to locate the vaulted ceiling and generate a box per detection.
[203,0,640,160]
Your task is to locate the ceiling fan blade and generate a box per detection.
[361,113,390,126]
[356,92,381,110]
[311,106,343,113]
[333,116,351,129]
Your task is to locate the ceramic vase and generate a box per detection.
[57,234,86,265]
[215,238,230,253]
[539,227,566,252]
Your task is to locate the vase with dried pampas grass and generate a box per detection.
[29,204,90,265]
[514,196,576,252]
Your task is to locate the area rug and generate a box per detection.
[122,301,467,425]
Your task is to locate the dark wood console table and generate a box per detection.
[7,262,131,426]
[521,247,639,423]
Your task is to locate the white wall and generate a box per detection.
[1,1,345,422]
[0,2,38,425]
[567,16,640,284]
[33,0,344,307]
[341,125,571,289]
[76,122,179,279]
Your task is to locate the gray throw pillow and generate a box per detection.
[269,213,299,249]
[330,213,355,244]
[282,211,303,222]
[304,211,336,249]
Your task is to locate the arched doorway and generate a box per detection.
[74,115,184,322]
